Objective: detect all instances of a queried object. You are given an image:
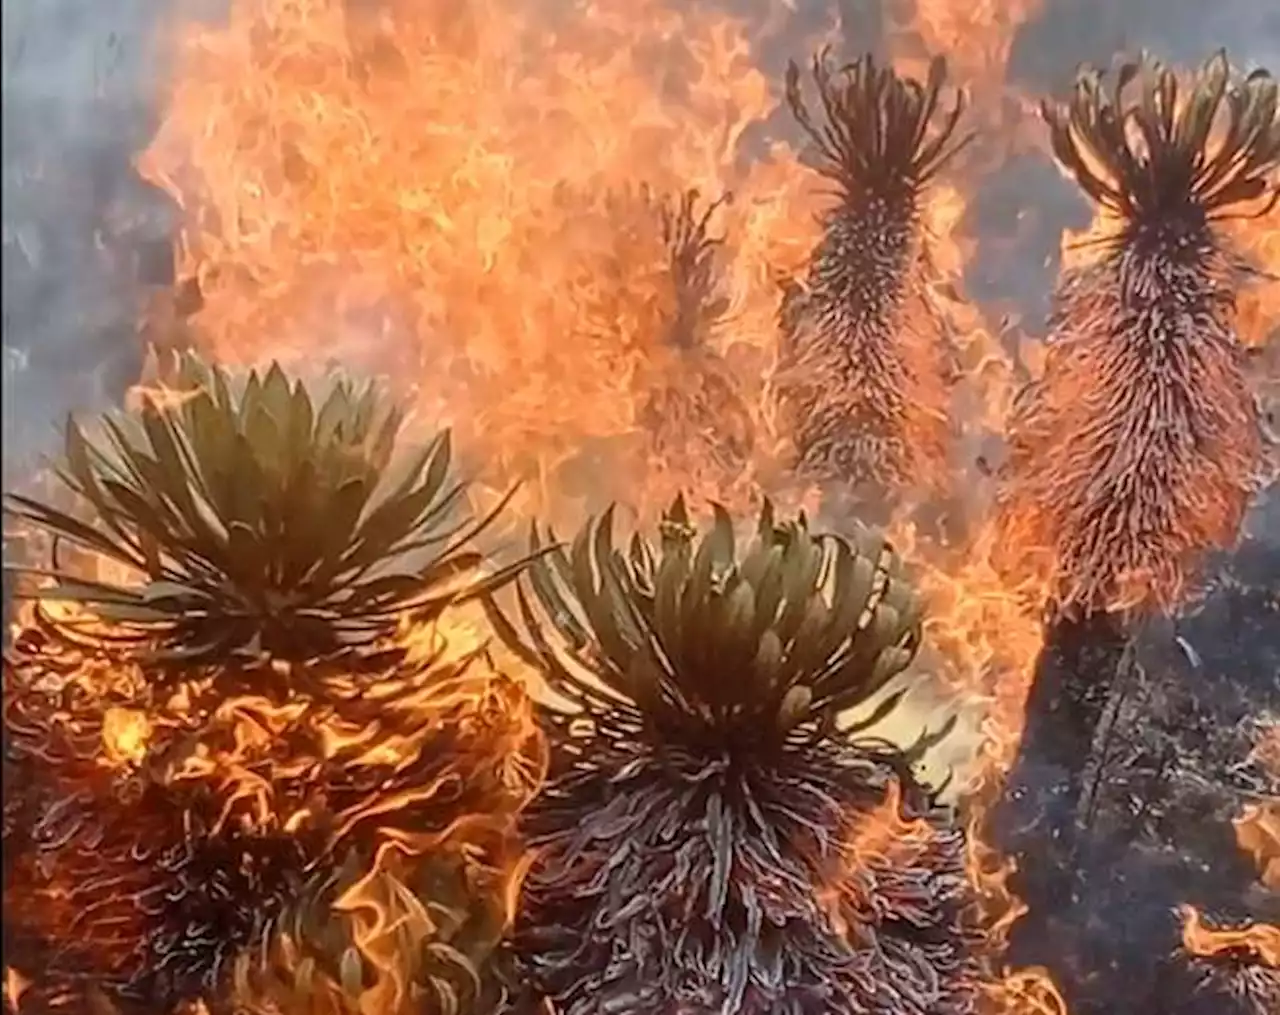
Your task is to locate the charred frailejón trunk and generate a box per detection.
[992,51,1280,1012]
[996,612,1132,960]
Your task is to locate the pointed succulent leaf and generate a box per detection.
[491,497,929,752]
[3,352,528,675]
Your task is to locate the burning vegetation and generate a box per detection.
[988,51,1280,1015]
[1182,907,1280,1014]
[3,2,1279,1015]
[634,190,757,513]
[486,498,975,1014]
[1177,714,1280,1013]
[573,186,757,516]
[997,52,1280,616]
[773,51,971,506]
[3,355,544,1013]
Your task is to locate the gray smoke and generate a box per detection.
[1,0,178,482]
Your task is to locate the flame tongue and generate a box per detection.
[1180,719,1280,979]
[1181,906,1280,966]
[1235,802,1280,892]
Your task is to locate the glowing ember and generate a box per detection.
[100,707,152,768]
[3,968,29,1012]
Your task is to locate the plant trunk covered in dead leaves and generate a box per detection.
[992,50,1280,1015]
[637,190,756,508]
[582,186,756,513]
[2,358,543,1015]
[488,498,980,1015]
[997,52,1279,617]
[773,51,969,505]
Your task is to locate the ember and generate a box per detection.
[99,707,151,767]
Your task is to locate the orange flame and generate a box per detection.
[1234,719,1280,890]
[816,778,939,945]
[139,0,817,526]
[3,969,29,1013]
[4,596,544,1014]
[905,0,1044,99]
[1234,803,1280,891]
[100,707,152,767]
[1178,716,1280,981]
[1180,906,1280,966]
[135,0,1055,784]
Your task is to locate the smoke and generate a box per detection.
[970,0,1280,321]
[1,0,179,483]
[1012,0,1280,81]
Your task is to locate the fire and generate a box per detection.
[981,969,1068,1015]
[889,0,1050,187]
[136,0,1052,771]
[3,594,544,1013]
[1180,906,1280,966]
[1177,714,1280,986]
[37,0,1274,1012]
[891,521,1048,745]
[1227,199,1280,355]
[4,969,29,1012]
[129,0,1071,1008]
[135,0,1049,663]
[13,0,1278,1004]
[100,707,152,767]
[906,0,1043,98]
[820,777,936,938]
[1235,803,1280,891]
[1238,716,1280,889]
[139,0,810,524]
